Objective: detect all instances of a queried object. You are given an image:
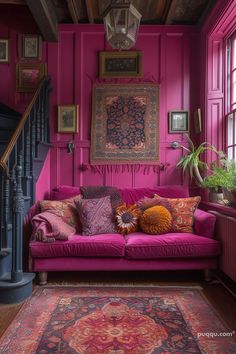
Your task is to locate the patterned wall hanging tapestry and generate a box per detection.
[91,83,159,164]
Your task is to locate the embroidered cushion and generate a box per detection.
[115,204,140,235]
[154,195,201,233]
[139,206,172,235]
[75,196,116,236]
[39,196,81,232]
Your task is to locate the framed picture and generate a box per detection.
[22,34,42,59]
[58,105,78,133]
[99,51,142,78]
[0,39,9,63]
[16,63,47,92]
[194,108,202,134]
[169,110,189,133]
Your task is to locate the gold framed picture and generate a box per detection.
[0,39,9,63]
[58,105,78,133]
[16,63,47,92]
[99,51,142,78]
[22,34,42,59]
[194,108,202,134]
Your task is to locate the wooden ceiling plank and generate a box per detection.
[66,0,79,23]
[164,0,177,24]
[85,0,94,24]
[0,0,24,3]
[25,0,58,41]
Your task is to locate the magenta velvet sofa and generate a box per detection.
[24,185,220,285]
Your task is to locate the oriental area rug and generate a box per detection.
[0,287,235,353]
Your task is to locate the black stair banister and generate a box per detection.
[0,76,52,303]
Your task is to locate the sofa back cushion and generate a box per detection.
[119,185,189,205]
[51,185,81,200]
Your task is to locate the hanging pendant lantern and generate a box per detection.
[103,0,142,50]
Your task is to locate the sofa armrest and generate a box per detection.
[194,208,216,238]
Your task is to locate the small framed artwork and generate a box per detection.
[58,105,78,133]
[16,63,47,92]
[169,110,189,133]
[0,39,9,63]
[99,51,142,78]
[21,34,42,59]
[194,108,202,134]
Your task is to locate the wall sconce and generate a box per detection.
[103,0,142,50]
[67,141,75,153]
[171,141,181,149]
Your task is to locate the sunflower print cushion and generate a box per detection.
[115,204,141,235]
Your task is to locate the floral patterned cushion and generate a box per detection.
[115,204,141,235]
[75,196,116,236]
[39,196,81,232]
[154,195,201,233]
[139,206,172,235]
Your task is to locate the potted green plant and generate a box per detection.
[176,134,223,185]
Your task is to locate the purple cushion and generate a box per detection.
[119,185,189,205]
[75,196,116,235]
[125,232,220,259]
[30,233,125,258]
[51,185,81,200]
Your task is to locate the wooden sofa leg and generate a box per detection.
[38,272,48,285]
[204,269,211,282]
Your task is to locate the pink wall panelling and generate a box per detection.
[35,151,51,202]
[200,0,236,162]
[48,24,198,191]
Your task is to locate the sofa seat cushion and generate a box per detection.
[30,233,125,258]
[125,232,220,259]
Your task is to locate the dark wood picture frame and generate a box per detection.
[16,63,47,92]
[169,110,189,133]
[21,34,42,60]
[58,105,78,133]
[99,51,142,78]
[0,39,9,63]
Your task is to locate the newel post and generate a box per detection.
[11,154,24,283]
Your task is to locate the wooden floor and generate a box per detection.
[0,270,236,339]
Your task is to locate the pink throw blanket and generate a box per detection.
[32,211,76,242]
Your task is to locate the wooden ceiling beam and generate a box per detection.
[85,0,94,24]
[66,0,80,23]
[25,0,58,42]
[0,0,24,3]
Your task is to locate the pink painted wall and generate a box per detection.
[0,5,47,114]
[47,24,200,191]
[35,152,51,201]
[0,6,203,193]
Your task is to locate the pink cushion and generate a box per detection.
[125,232,220,259]
[51,185,81,200]
[30,233,125,258]
[119,185,189,205]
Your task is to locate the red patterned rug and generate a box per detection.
[0,286,235,353]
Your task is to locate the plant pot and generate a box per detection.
[209,190,223,203]
[222,188,236,206]
[231,189,236,208]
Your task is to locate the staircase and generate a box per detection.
[0,77,52,303]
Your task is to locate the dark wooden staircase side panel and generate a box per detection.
[0,77,52,303]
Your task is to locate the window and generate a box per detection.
[226,32,236,160]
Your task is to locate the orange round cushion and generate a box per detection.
[139,205,172,235]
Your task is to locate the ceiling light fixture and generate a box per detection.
[103,0,142,50]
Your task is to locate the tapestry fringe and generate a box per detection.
[80,163,169,174]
